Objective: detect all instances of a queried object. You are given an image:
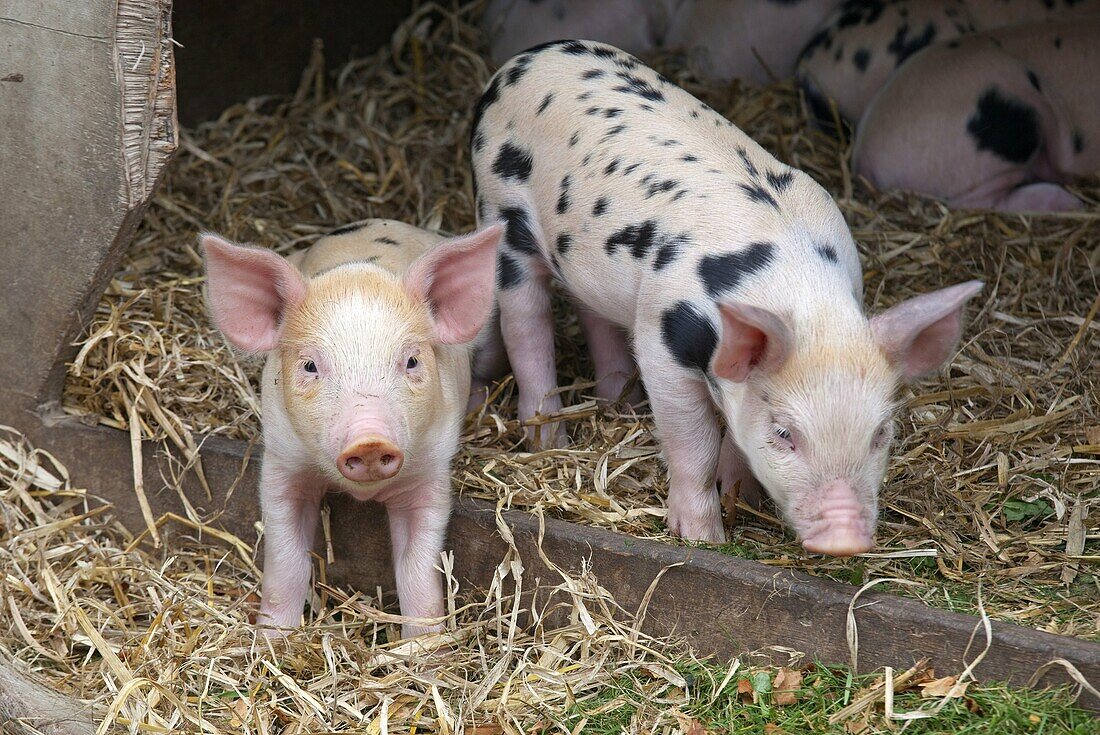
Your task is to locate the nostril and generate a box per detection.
[345,456,363,470]
[379,454,396,467]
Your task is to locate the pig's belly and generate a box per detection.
[552,244,642,329]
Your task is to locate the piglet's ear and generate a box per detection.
[870,281,983,381]
[201,234,308,353]
[711,302,793,383]
[404,224,502,345]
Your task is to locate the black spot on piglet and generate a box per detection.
[766,170,794,192]
[325,222,368,237]
[470,74,502,150]
[698,242,776,297]
[853,48,871,72]
[559,40,590,55]
[497,252,524,290]
[661,301,718,372]
[645,179,679,198]
[816,244,839,263]
[606,220,659,258]
[736,146,758,178]
[493,142,533,182]
[500,206,539,256]
[653,244,679,270]
[966,87,1040,165]
[887,22,936,67]
[739,182,778,209]
[556,233,573,255]
[612,71,665,102]
[504,53,534,86]
[557,174,571,214]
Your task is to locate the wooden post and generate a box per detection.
[0,4,174,731]
[0,0,176,425]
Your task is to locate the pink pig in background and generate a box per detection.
[203,219,501,638]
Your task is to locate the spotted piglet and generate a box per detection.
[796,0,1100,130]
[202,219,501,637]
[853,20,1100,211]
[471,41,982,555]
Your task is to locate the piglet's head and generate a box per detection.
[202,225,501,489]
[713,281,983,557]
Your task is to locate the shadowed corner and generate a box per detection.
[797,71,852,141]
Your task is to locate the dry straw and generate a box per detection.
[0,424,769,734]
[61,1,1098,637]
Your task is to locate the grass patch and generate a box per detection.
[569,660,1097,734]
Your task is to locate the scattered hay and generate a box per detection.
[61,2,1099,638]
[0,424,713,733]
[1,427,1095,733]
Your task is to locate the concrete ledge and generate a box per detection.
[19,418,1100,711]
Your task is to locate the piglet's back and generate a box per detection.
[293,219,442,278]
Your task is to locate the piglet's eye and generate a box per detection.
[872,423,892,448]
[303,360,318,374]
[773,425,795,450]
[406,355,419,370]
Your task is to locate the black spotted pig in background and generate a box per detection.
[471,41,983,555]
[797,0,1100,129]
[853,21,1100,211]
[484,0,842,85]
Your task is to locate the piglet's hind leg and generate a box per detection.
[996,182,1084,212]
[578,308,644,406]
[468,307,509,412]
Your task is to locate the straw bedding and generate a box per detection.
[0,425,733,733]
[8,428,1096,733]
[61,2,1098,639]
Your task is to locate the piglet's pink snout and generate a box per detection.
[337,436,404,482]
[799,481,873,557]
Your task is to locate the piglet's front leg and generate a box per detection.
[638,352,725,543]
[386,483,451,639]
[716,429,764,510]
[257,459,325,636]
[499,271,567,449]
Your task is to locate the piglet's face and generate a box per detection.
[202,226,501,489]
[278,272,436,486]
[713,281,983,556]
[727,349,897,557]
